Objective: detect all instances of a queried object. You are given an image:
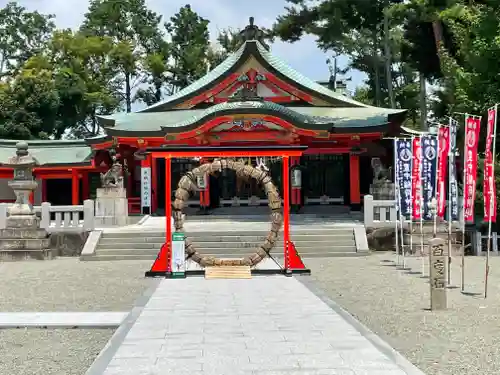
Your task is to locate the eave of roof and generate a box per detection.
[100,102,406,137]
[0,139,93,167]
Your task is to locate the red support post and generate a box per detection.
[283,156,290,269]
[71,169,79,205]
[146,155,172,277]
[349,153,361,210]
[165,156,172,273]
[151,156,157,214]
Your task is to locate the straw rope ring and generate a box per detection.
[172,158,283,267]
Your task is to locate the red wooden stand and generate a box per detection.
[145,146,311,278]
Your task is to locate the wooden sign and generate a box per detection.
[429,238,447,310]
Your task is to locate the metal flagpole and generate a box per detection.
[461,114,467,292]
[485,104,498,299]
[447,117,454,286]
[394,138,400,265]
[419,135,425,276]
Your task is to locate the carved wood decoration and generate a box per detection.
[173,158,283,267]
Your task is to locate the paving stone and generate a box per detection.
[93,277,421,375]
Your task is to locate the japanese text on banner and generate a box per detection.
[396,139,413,219]
[421,135,438,220]
[484,108,497,222]
[449,119,459,221]
[436,127,450,218]
[463,117,481,223]
[411,137,422,220]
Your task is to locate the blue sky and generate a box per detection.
[11,0,366,95]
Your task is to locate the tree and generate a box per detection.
[0,2,55,79]
[0,57,59,139]
[80,0,164,112]
[48,30,121,138]
[165,5,210,92]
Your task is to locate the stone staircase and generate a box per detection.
[82,227,363,261]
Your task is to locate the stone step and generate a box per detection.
[82,251,366,262]
[97,235,355,247]
[96,245,357,256]
[100,229,354,239]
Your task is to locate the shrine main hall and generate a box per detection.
[0,22,406,215]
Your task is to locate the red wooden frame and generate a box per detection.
[145,147,308,278]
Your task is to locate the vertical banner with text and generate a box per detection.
[448,118,459,221]
[463,116,481,223]
[141,167,151,213]
[436,126,450,218]
[412,137,422,220]
[484,108,497,222]
[421,135,438,220]
[396,139,413,219]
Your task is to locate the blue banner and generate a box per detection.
[396,139,413,219]
[421,135,438,220]
[448,119,459,221]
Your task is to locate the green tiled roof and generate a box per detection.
[134,39,380,112]
[103,103,403,134]
[0,140,93,166]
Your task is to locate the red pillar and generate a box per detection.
[165,156,172,273]
[71,169,79,205]
[283,156,290,269]
[151,156,157,213]
[349,153,361,210]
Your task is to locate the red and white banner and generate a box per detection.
[463,116,481,222]
[411,137,422,220]
[436,126,450,217]
[484,108,497,222]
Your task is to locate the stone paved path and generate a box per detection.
[91,277,424,375]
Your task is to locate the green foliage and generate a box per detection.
[0,2,55,79]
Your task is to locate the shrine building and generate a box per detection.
[0,20,406,215]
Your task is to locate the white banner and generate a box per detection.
[141,167,151,209]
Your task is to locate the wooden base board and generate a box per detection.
[205,266,252,279]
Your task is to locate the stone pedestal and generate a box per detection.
[429,238,447,310]
[0,214,51,261]
[95,188,128,227]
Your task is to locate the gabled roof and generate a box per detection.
[137,39,374,112]
[0,139,93,167]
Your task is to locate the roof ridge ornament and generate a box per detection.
[239,16,270,50]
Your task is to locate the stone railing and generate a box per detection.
[364,195,463,228]
[0,200,95,233]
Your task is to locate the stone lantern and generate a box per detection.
[0,142,51,261]
[6,141,39,218]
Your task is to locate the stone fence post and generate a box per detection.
[0,203,7,229]
[40,202,51,230]
[83,199,95,231]
[364,195,374,227]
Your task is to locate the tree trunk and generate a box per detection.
[125,73,132,113]
[372,31,381,106]
[384,7,395,108]
[419,72,427,130]
[432,20,445,71]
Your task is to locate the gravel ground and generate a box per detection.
[2,254,500,375]
[307,253,500,375]
[0,258,156,312]
[0,329,113,375]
